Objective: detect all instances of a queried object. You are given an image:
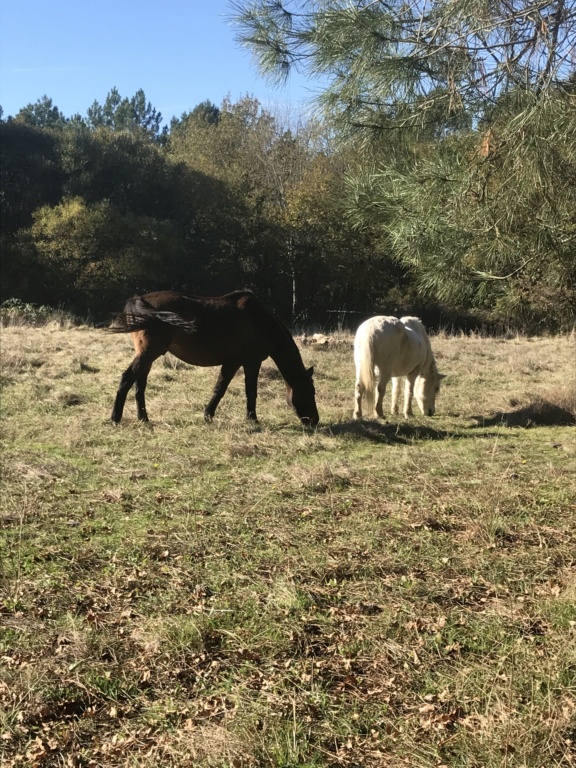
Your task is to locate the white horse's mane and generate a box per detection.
[400,316,435,373]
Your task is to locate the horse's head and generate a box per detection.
[286,367,319,426]
[415,365,446,416]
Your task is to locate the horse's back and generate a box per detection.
[134,290,257,316]
[355,316,405,355]
[355,315,427,377]
[355,316,403,347]
[128,290,278,367]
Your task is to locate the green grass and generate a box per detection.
[1,324,575,766]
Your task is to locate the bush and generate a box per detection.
[0,298,77,328]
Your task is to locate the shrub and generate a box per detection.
[0,298,77,328]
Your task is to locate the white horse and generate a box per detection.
[353,316,445,420]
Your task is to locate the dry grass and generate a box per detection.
[1,325,575,767]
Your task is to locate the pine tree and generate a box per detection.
[232,0,576,328]
[87,88,162,139]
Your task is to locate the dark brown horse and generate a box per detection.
[109,290,319,426]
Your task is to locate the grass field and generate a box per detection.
[1,321,575,767]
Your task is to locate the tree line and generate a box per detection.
[1,90,413,326]
[2,0,575,333]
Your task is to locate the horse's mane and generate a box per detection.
[400,316,435,371]
[258,301,309,383]
[236,292,296,347]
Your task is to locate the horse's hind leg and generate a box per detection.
[204,362,240,422]
[375,376,388,419]
[353,378,364,420]
[403,374,417,417]
[112,352,158,423]
[134,362,153,421]
[112,330,166,423]
[243,361,262,421]
[112,363,137,423]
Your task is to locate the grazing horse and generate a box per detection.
[353,315,445,420]
[109,290,319,426]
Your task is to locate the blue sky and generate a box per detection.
[0,0,319,123]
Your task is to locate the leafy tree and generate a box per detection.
[190,100,221,125]
[59,127,176,217]
[0,120,64,235]
[346,86,576,329]
[25,197,187,315]
[14,96,67,128]
[170,101,221,141]
[169,96,286,294]
[87,87,163,140]
[170,95,408,322]
[1,97,237,314]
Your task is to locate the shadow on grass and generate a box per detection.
[321,419,498,444]
[472,398,576,428]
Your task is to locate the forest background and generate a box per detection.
[1,0,575,333]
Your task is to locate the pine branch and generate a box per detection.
[472,256,537,281]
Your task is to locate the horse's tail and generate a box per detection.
[354,323,376,412]
[108,296,195,334]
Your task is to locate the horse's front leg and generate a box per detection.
[243,361,262,422]
[204,363,240,422]
[404,375,417,418]
[391,377,401,414]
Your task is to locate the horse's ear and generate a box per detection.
[307,366,314,377]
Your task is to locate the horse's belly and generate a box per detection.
[167,338,266,368]
[168,341,226,367]
[376,337,422,377]
[374,344,414,377]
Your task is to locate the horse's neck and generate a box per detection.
[422,344,436,375]
[414,331,435,375]
[269,325,306,385]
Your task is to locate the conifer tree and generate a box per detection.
[232,1,576,328]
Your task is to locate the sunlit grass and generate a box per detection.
[1,324,575,766]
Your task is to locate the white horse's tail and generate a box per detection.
[355,325,376,413]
